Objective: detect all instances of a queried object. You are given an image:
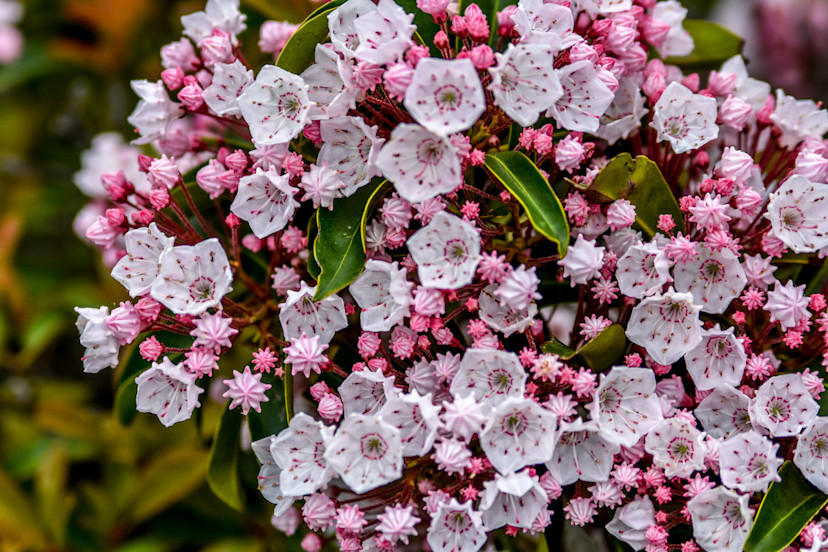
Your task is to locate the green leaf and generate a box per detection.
[665,20,744,70]
[207,405,245,512]
[276,8,335,74]
[484,151,570,256]
[745,461,828,552]
[313,179,391,300]
[247,372,290,441]
[306,214,321,281]
[587,153,685,237]
[128,446,209,525]
[542,324,626,372]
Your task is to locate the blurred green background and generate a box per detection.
[0,0,827,550]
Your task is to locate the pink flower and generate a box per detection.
[222,366,271,415]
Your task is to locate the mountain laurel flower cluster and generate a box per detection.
[72,0,828,550]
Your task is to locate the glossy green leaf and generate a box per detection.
[665,20,744,70]
[587,153,685,237]
[484,151,570,256]
[276,8,336,74]
[745,461,828,552]
[247,371,290,441]
[313,179,391,300]
[306,214,321,281]
[128,446,209,525]
[542,324,626,372]
[207,405,245,512]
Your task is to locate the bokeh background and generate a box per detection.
[0,0,826,550]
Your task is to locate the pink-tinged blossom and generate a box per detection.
[685,325,746,391]
[223,366,271,415]
[742,254,778,289]
[479,396,557,474]
[442,393,489,442]
[687,487,753,552]
[127,80,184,145]
[349,260,413,332]
[231,167,299,239]
[651,82,718,154]
[547,419,620,485]
[135,357,204,427]
[764,279,810,330]
[488,42,563,127]
[650,0,693,57]
[185,348,218,378]
[478,283,538,337]
[284,333,329,378]
[451,348,526,409]
[564,497,597,526]
[426,498,486,552]
[377,504,420,545]
[766,175,828,253]
[596,76,649,145]
[190,311,238,352]
[794,417,828,494]
[673,244,746,314]
[718,430,781,493]
[404,58,485,136]
[181,0,246,46]
[75,306,121,373]
[626,288,703,365]
[494,265,541,311]
[270,412,335,496]
[376,123,462,204]
[589,366,664,447]
[407,211,481,290]
[259,20,297,56]
[616,241,672,299]
[645,417,706,478]
[606,199,636,231]
[150,238,233,316]
[752,373,819,437]
[351,0,415,66]
[204,60,254,118]
[302,492,336,531]
[237,65,311,145]
[432,437,473,474]
[339,368,397,416]
[547,60,615,134]
[324,413,402,494]
[770,89,828,149]
[106,301,144,345]
[379,390,441,456]
[478,470,549,530]
[317,116,385,196]
[279,282,348,344]
[559,235,605,286]
[606,496,656,551]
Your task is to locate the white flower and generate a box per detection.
[252,436,292,513]
[719,430,782,493]
[480,396,557,474]
[349,260,413,332]
[127,80,184,145]
[181,0,246,45]
[111,223,175,297]
[135,357,204,427]
[695,385,753,439]
[407,211,482,289]
[339,368,398,416]
[558,235,605,286]
[651,81,719,154]
[766,175,828,254]
[615,240,672,299]
[478,283,538,337]
[270,412,336,496]
[74,132,149,197]
[301,44,359,120]
[645,417,706,478]
[378,390,441,456]
[489,43,563,127]
[150,238,233,316]
[595,76,648,145]
[376,123,462,203]
[237,65,312,145]
[685,325,746,390]
[751,373,819,437]
[494,265,541,311]
[427,499,487,552]
[404,58,485,136]
[230,167,299,238]
[352,0,415,65]
[203,60,254,118]
[626,288,703,365]
[450,348,527,409]
[687,487,753,552]
[279,282,348,345]
[651,0,693,57]
[546,61,614,133]
[317,116,385,197]
[771,89,828,149]
[74,306,121,373]
[589,366,664,447]
[673,244,746,314]
[605,496,655,552]
[327,0,376,58]
[441,393,489,442]
[719,55,770,111]
[513,0,576,48]
[546,419,620,485]
[324,413,403,494]
[478,470,549,530]
[794,417,828,494]
[574,0,632,16]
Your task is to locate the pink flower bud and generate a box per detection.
[317,393,343,422]
[642,72,666,103]
[134,296,163,322]
[137,154,154,172]
[132,209,155,225]
[148,155,180,189]
[301,533,322,552]
[107,302,144,345]
[224,150,248,172]
[417,0,451,18]
[718,95,753,131]
[201,29,234,67]
[161,38,200,71]
[434,30,450,49]
[303,120,323,145]
[149,187,170,210]
[258,21,298,56]
[450,15,467,36]
[178,81,204,111]
[681,73,700,93]
[85,216,120,248]
[468,44,495,69]
[242,234,264,252]
[708,70,737,97]
[139,335,164,361]
[639,15,670,47]
[497,5,518,36]
[161,67,185,90]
